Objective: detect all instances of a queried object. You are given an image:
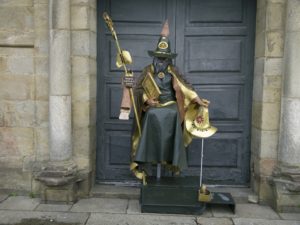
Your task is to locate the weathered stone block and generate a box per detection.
[89,58,96,75]
[261,102,281,130]
[255,31,266,58]
[258,176,274,204]
[0,168,32,190]
[286,0,300,32]
[260,130,279,158]
[256,0,267,33]
[6,55,34,75]
[259,159,277,176]
[0,127,34,157]
[23,155,36,171]
[35,76,49,101]
[266,31,284,57]
[71,5,89,29]
[71,30,90,56]
[252,102,280,130]
[266,2,285,31]
[89,74,97,99]
[73,126,96,157]
[35,127,49,161]
[251,127,279,159]
[35,56,49,76]
[72,74,96,101]
[71,0,89,5]
[34,3,48,31]
[263,88,281,103]
[72,101,96,127]
[74,156,90,170]
[0,7,33,30]
[252,75,263,102]
[0,101,4,127]
[72,56,89,76]
[274,180,300,212]
[72,75,90,101]
[90,31,96,58]
[0,30,34,46]
[252,102,263,129]
[4,100,35,127]
[35,100,49,127]
[89,6,96,32]
[264,58,283,76]
[0,56,7,73]
[264,75,281,89]
[0,76,34,100]
[0,0,33,6]
[43,186,77,204]
[34,29,49,56]
[0,156,23,169]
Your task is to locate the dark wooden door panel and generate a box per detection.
[97,0,255,184]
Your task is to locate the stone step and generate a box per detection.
[91,184,252,203]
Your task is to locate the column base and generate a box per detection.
[272,165,300,212]
[34,161,79,204]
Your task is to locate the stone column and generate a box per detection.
[49,0,72,161]
[273,0,300,212]
[35,0,78,203]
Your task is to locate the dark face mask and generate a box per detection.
[153,57,171,74]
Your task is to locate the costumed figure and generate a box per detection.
[120,21,210,183]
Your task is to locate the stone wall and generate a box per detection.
[0,0,47,191]
[0,0,97,195]
[70,0,97,195]
[251,0,286,204]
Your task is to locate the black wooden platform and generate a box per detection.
[140,176,206,215]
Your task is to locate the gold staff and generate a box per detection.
[103,12,141,136]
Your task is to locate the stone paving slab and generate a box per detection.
[0,210,89,225]
[127,199,140,214]
[0,196,40,211]
[232,218,300,225]
[70,197,128,213]
[0,194,8,203]
[212,204,280,220]
[86,213,197,225]
[35,203,72,212]
[197,217,233,225]
[279,213,300,221]
[235,204,280,220]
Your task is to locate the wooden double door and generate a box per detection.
[97,0,256,185]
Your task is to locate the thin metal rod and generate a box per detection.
[200,138,204,187]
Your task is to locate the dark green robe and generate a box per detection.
[134,72,188,169]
